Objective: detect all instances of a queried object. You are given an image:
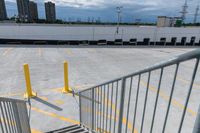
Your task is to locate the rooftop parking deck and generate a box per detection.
[0,45,199,133]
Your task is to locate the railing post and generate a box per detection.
[92,89,95,132]
[79,92,82,125]
[193,105,200,133]
[118,78,126,133]
[12,102,22,133]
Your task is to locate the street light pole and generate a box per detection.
[116,6,123,34]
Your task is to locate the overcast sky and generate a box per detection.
[5,0,200,22]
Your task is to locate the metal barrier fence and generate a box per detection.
[0,97,31,133]
[79,49,200,133]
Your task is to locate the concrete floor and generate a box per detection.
[0,45,199,133]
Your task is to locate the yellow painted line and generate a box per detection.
[95,90,138,133]
[177,77,200,89]
[0,87,137,132]
[0,87,66,98]
[0,118,42,133]
[74,84,94,89]
[96,89,119,115]
[140,81,197,116]
[49,85,95,93]
[51,88,68,93]
[107,103,138,133]
[31,107,80,125]
[0,84,94,98]
[97,128,110,133]
[2,48,13,56]
[0,92,23,97]
[0,118,16,126]
[37,96,48,101]
[82,105,138,133]
[54,100,65,105]
[31,128,42,133]
[38,48,42,56]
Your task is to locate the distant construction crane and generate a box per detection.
[180,0,188,22]
[194,1,200,23]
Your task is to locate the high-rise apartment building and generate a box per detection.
[45,2,56,22]
[16,0,30,21]
[29,1,38,21]
[0,0,7,20]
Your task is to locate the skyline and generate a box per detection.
[4,0,200,23]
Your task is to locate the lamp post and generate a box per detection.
[116,6,123,34]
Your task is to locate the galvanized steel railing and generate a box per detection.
[0,97,31,133]
[79,49,200,133]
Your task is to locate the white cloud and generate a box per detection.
[5,0,194,9]
[50,0,160,8]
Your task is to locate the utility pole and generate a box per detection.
[116,6,123,34]
[180,0,188,23]
[194,1,200,23]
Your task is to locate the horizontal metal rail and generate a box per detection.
[0,97,31,133]
[79,49,200,133]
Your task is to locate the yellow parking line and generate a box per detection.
[0,92,23,97]
[54,100,65,105]
[97,128,110,133]
[0,117,42,133]
[31,128,42,133]
[51,88,65,93]
[0,88,137,132]
[140,81,197,116]
[82,106,138,133]
[74,84,94,89]
[0,84,94,98]
[96,90,138,133]
[31,107,80,125]
[2,48,13,56]
[37,96,48,101]
[0,117,16,126]
[177,77,200,89]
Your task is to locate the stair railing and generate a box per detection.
[78,49,200,133]
[0,97,31,133]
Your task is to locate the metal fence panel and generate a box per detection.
[79,49,200,133]
[0,97,31,133]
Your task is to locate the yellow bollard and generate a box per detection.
[62,61,72,93]
[23,64,37,99]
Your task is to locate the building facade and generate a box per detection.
[45,2,56,22]
[157,16,172,27]
[157,16,182,27]
[16,0,30,22]
[29,1,38,21]
[0,0,7,20]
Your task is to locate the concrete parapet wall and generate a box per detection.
[0,24,200,42]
